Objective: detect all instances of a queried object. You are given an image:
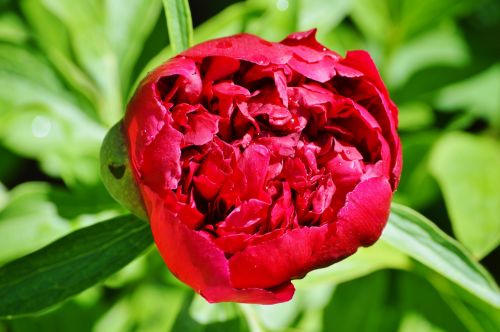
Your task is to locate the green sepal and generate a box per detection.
[100,121,148,221]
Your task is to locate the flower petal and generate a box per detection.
[228,176,392,289]
[141,124,183,192]
[182,34,293,65]
[145,186,294,304]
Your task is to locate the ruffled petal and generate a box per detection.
[145,186,294,304]
[228,176,392,289]
[182,34,293,65]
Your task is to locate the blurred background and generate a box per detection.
[0,0,498,331]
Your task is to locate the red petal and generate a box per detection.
[125,57,201,171]
[185,109,219,146]
[204,56,241,82]
[182,34,293,66]
[238,144,270,200]
[144,186,294,304]
[228,177,392,289]
[287,55,338,83]
[141,124,183,192]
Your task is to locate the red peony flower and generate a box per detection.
[124,29,402,304]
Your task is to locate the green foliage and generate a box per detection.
[429,133,500,258]
[0,183,70,264]
[163,0,194,52]
[0,0,499,330]
[0,215,152,318]
[384,204,499,307]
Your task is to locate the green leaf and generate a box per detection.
[294,239,409,287]
[0,44,105,186]
[94,285,186,332]
[48,184,120,221]
[397,272,469,332]
[386,22,469,89]
[434,65,500,127]
[3,287,104,332]
[189,295,238,324]
[397,0,482,39]
[322,271,400,332]
[247,283,335,331]
[0,214,153,318]
[41,0,122,126]
[321,23,364,57]
[398,312,447,332]
[351,0,480,46]
[0,44,64,92]
[245,0,299,40]
[394,131,440,209]
[0,104,103,186]
[0,13,29,43]
[104,0,162,94]
[0,182,6,210]
[132,1,264,95]
[426,270,500,332]
[162,0,193,53]
[171,295,245,332]
[21,0,72,58]
[129,46,173,100]
[397,102,435,132]
[350,0,392,44]
[298,0,352,38]
[0,182,71,265]
[383,204,500,307]
[194,2,264,43]
[429,132,500,257]
[20,0,100,112]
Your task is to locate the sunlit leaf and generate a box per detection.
[397,102,435,131]
[41,0,122,126]
[398,0,482,39]
[298,0,352,38]
[94,285,186,332]
[247,283,335,331]
[294,240,409,287]
[351,0,481,45]
[20,0,99,112]
[386,22,469,89]
[194,2,264,43]
[429,132,500,257]
[0,103,103,186]
[0,13,29,43]
[350,0,391,44]
[383,204,500,307]
[105,0,162,93]
[21,0,71,57]
[162,0,193,53]
[0,182,71,265]
[189,295,238,324]
[0,44,64,92]
[322,24,365,57]
[0,44,105,185]
[245,0,299,40]
[434,65,500,127]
